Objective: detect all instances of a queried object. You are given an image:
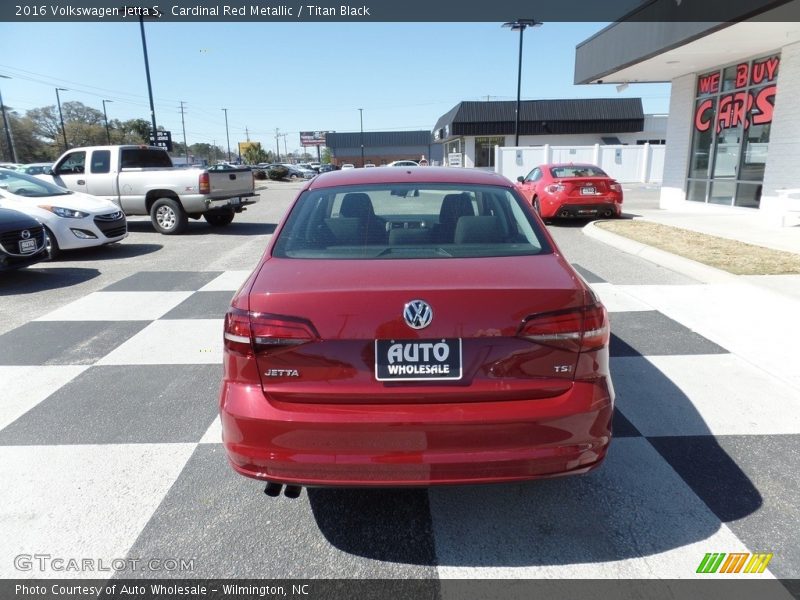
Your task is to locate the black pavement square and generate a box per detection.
[102,271,223,292]
[0,364,220,444]
[123,445,438,579]
[0,321,148,366]
[650,434,800,578]
[610,311,728,357]
[161,291,235,320]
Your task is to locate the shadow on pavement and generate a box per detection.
[0,267,101,295]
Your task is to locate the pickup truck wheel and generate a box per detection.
[151,198,188,235]
[204,212,235,227]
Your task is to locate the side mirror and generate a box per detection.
[516,176,525,183]
[47,168,56,176]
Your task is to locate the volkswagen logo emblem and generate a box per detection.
[403,300,433,330]
[21,229,31,239]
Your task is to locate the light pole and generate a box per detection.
[222,108,231,162]
[0,75,17,163]
[55,87,68,151]
[102,99,113,144]
[358,108,364,167]
[502,19,542,146]
[139,15,158,144]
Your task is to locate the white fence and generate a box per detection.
[495,143,665,184]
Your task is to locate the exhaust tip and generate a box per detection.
[264,482,283,497]
[284,485,302,499]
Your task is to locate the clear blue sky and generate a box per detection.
[0,22,670,154]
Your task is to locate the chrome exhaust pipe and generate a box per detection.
[284,485,302,499]
[264,482,283,497]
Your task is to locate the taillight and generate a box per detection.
[544,183,565,194]
[519,304,609,352]
[199,172,210,194]
[609,182,622,192]
[223,308,316,356]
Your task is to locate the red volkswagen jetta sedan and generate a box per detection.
[515,163,624,219]
[220,167,614,492]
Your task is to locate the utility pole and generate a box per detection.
[102,99,113,144]
[0,75,18,163]
[222,108,231,162]
[280,133,288,161]
[55,87,68,151]
[179,101,189,164]
[275,128,281,162]
[358,108,364,167]
[245,126,250,141]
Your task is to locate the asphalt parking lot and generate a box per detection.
[1,180,798,593]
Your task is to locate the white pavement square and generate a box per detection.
[590,283,654,313]
[0,443,196,579]
[96,319,224,365]
[34,291,194,322]
[199,271,252,292]
[615,355,800,437]
[0,366,89,431]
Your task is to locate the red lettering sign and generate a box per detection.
[694,99,714,132]
[735,63,749,89]
[751,56,780,86]
[697,72,720,95]
[752,85,776,125]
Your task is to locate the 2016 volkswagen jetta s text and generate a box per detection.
[220,167,614,492]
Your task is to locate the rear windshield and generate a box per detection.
[120,148,173,169]
[272,184,552,259]
[549,166,608,178]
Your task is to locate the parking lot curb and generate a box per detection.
[583,220,739,284]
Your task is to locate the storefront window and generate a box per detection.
[474,136,505,168]
[686,54,779,209]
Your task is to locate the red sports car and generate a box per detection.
[515,163,623,219]
[220,167,614,494]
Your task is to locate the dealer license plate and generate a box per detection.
[375,338,462,381]
[580,186,596,195]
[19,239,37,254]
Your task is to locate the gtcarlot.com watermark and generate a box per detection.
[14,554,195,574]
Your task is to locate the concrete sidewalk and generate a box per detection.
[584,184,800,301]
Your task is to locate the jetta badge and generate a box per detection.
[403,300,433,330]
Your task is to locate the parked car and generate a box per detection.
[0,207,49,270]
[16,162,53,176]
[0,167,127,257]
[281,164,315,179]
[37,145,256,234]
[318,164,338,173]
[363,162,376,168]
[340,163,355,170]
[385,160,419,167]
[515,163,623,219]
[220,167,614,493]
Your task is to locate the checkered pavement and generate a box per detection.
[1,269,798,581]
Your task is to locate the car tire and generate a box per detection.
[204,211,235,227]
[151,197,188,235]
[44,226,60,259]
[533,197,541,216]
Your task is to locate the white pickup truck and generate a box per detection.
[39,145,257,234]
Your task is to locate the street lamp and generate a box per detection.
[222,108,231,162]
[358,108,365,166]
[55,87,68,151]
[0,74,17,163]
[139,15,158,144]
[102,99,113,144]
[502,19,542,146]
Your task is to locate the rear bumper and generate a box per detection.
[220,378,614,487]
[542,197,622,219]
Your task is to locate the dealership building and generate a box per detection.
[574,0,800,223]
[324,131,442,167]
